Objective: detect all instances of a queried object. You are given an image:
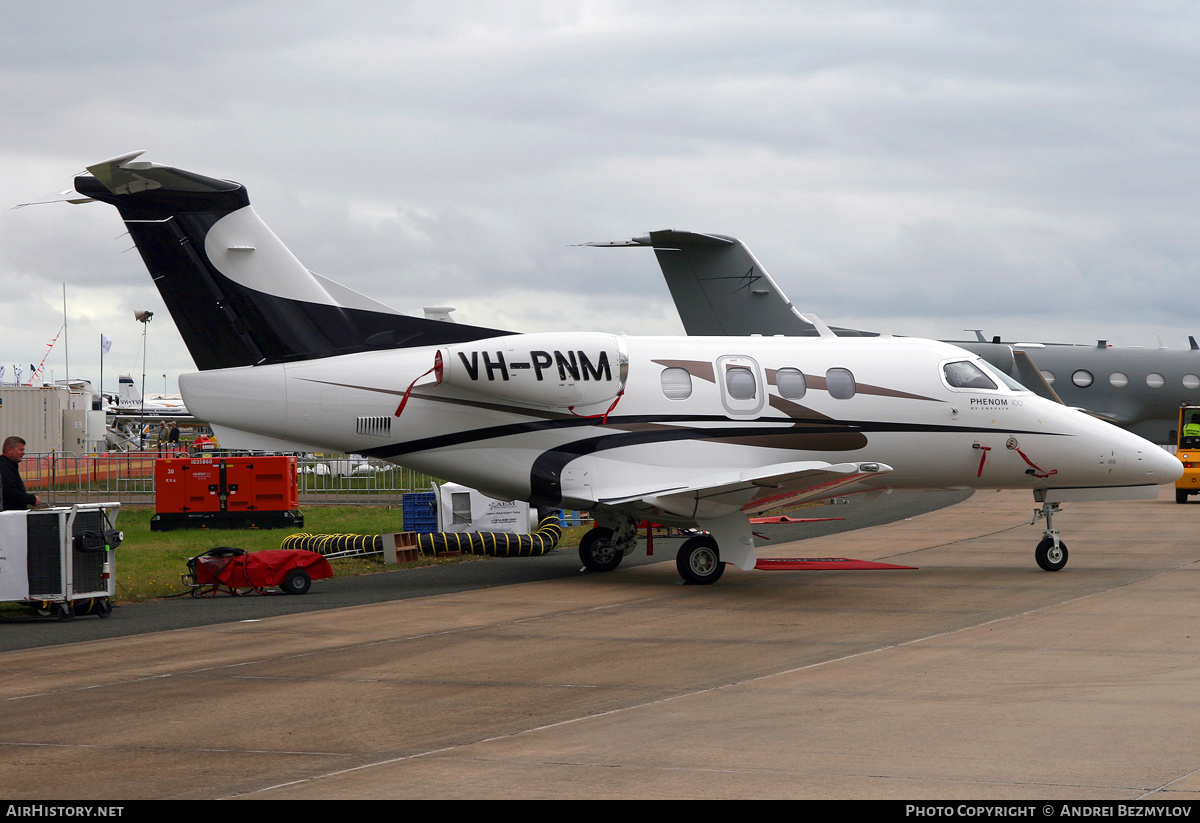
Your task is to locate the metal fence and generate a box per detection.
[18,450,435,508]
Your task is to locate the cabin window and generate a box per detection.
[1109,372,1128,388]
[716,355,766,418]
[1147,373,1166,388]
[826,368,856,400]
[1185,374,1200,390]
[776,368,806,399]
[660,367,693,400]
[943,361,997,390]
[1072,369,1094,388]
[725,366,756,400]
[1040,370,1056,384]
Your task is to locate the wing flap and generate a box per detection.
[596,460,891,520]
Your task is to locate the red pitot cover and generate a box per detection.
[195,550,333,588]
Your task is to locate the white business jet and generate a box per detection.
[57,153,1183,584]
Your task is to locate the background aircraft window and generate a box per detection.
[943,361,997,390]
[1185,374,1200,390]
[826,368,856,399]
[1040,370,1056,384]
[725,366,756,400]
[660,367,693,400]
[1072,369,1094,388]
[776,368,806,399]
[1109,372,1129,388]
[1147,372,1166,388]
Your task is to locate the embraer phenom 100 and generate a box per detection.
[62,153,1182,584]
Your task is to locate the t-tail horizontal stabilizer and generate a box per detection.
[72,152,510,370]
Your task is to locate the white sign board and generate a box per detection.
[436,483,532,534]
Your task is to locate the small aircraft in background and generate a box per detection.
[587,230,1200,444]
[49,153,1183,584]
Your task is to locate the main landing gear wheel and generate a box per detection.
[676,535,725,585]
[1035,537,1068,572]
[579,527,623,573]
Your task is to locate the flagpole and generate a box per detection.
[63,284,68,382]
[99,333,112,408]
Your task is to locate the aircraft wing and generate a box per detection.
[594,460,891,520]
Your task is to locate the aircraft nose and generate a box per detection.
[1111,429,1183,485]
[1145,443,1185,483]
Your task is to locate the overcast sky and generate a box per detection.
[3,1,1199,395]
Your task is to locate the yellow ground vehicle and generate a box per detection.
[1175,404,1200,503]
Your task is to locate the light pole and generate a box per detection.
[135,310,153,447]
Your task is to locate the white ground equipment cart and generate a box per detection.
[0,503,121,621]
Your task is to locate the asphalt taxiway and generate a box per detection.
[2,487,1198,800]
[0,489,968,652]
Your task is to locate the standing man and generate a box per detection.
[1,436,39,511]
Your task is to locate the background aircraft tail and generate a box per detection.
[586,230,872,337]
[117,374,136,405]
[74,152,508,370]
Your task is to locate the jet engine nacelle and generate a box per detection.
[437,332,628,409]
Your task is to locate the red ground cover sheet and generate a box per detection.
[194,549,333,589]
[754,557,916,571]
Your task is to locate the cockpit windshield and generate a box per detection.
[943,359,1029,393]
[944,360,997,390]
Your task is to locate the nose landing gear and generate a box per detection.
[1031,501,1068,571]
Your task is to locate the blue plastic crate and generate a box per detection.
[402,492,438,533]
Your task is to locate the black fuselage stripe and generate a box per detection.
[361,414,1062,461]
[361,414,1067,505]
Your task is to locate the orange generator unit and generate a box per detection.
[151,455,304,531]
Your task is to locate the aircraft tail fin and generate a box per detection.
[587,230,872,338]
[1012,349,1064,404]
[117,374,136,406]
[73,152,508,370]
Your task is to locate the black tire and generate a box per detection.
[578,527,623,572]
[56,603,74,622]
[1035,536,1068,572]
[1177,489,1189,504]
[95,598,113,618]
[676,535,725,585]
[280,568,312,595]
